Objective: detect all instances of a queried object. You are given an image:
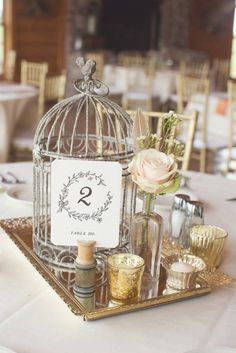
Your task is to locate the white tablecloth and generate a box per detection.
[103,65,177,103]
[0,162,236,353]
[0,83,38,163]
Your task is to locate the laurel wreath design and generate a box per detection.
[57,171,113,223]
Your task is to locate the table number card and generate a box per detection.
[51,160,122,248]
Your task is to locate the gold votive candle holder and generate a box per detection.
[190,225,228,269]
[162,253,206,290]
[107,253,144,302]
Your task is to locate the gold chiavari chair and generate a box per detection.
[180,59,210,79]
[21,60,48,119]
[176,74,210,172]
[225,80,236,175]
[12,61,48,160]
[85,52,104,81]
[118,53,147,67]
[45,71,67,103]
[212,59,230,92]
[127,110,198,172]
[117,51,143,62]
[118,54,156,111]
[4,49,16,81]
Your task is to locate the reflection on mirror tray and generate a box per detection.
[0,217,235,321]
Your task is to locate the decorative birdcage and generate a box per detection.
[33,57,135,270]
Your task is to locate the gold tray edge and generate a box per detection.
[85,286,211,321]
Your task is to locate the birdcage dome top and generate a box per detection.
[33,57,133,161]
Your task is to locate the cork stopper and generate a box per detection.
[76,240,96,265]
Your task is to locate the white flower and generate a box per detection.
[128,149,179,194]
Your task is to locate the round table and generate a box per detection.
[0,83,38,162]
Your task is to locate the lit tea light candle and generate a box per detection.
[170,261,194,273]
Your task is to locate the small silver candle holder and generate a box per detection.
[162,253,206,290]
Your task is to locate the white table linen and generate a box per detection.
[0,163,236,353]
[0,83,38,163]
[103,65,177,103]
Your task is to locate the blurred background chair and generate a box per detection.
[20,60,48,119]
[212,58,230,92]
[118,54,157,111]
[224,80,236,175]
[180,59,210,79]
[45,71,67,111]
[117,51,144,63]
[176,74,210,172]
[4,49,16,81]
[127,109,198,171]
[12,61,51,161]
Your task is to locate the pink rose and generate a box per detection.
[128,149,178,194]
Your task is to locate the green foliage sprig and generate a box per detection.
[137,110,184,161]
[137,131,160,150]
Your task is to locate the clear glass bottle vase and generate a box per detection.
[131,192,163,293]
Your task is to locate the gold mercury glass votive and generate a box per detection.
[107,253,144,302]
[190,225,228,269]
[162,254,206,290]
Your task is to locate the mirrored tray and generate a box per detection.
[1,217,234,321]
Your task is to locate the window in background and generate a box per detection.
[100,0,160,52]
[231,1,236,77]
[0,0,4,74]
